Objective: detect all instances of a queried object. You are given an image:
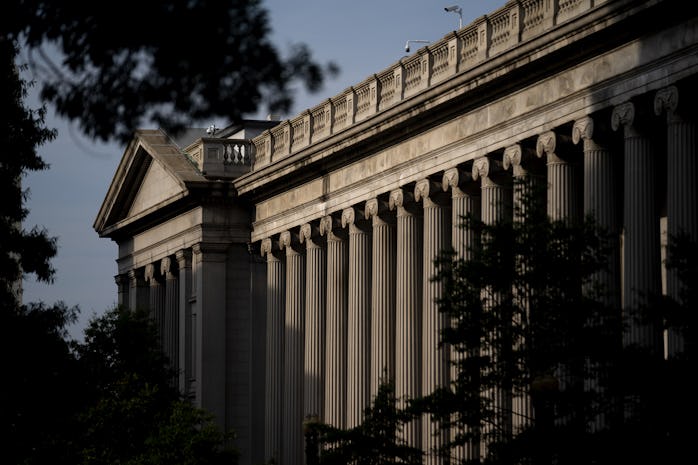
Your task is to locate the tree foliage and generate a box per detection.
[306,381,423,465]
[3,0,338,143]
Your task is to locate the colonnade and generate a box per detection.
[259,85,697,465]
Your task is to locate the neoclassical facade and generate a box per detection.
[95,1,698,464]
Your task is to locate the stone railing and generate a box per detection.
[185,137,254,179]
[252,0,606,168]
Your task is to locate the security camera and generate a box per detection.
[444,5,462,13]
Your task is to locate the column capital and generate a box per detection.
[414,178,449,207]
[365,198,394,225]
[536,130,574,164]
[114,273,129,289]
[442,167,478,197]
[611,101,644,137]
[502,144,538,177]
[573,114,612,151]
[342,206,370,233]
[572,116,595,144]
[192,242,229,257]
[300,223,325,249]
[320,214,347,241]
[261,237,284,260]
[128,267,146,287]
[389,187,420,216]
[175,248,192,268]
[654,85,682,122]
[160,256,178,279]
[280,230,304,255]
[144,262,161,284]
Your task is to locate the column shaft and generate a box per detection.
[321,218,348,429]
[390,189,423,449]
[281,231,305,465]
[301,225,326,421]
[261,239,285,463]
[343,208,371,428]
[176,249,193,397]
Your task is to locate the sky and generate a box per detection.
[21,0,499,339]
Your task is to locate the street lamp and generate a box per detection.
[444,5,463,29]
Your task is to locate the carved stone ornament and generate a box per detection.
[536,131,556,158]
[471,157,490,181]
[442,167,460,191]
[654,85,679,118]
[341,207,356,228]
[502,144,523,170]
[320,215,345,241]
[300,223,322,248]
[365,198,380,218]
[260,237,275,257]
[611,101,635,132]
[413,178,432,203]
[160,256,175,278]
[388,189,404,210]
[572,116,594,145]
[144,263,157,283]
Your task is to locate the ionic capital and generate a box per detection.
[389,188,419,216]
[320,214,346,241]
[572,117,594,144]
[365,198,393,225]
[128,268,145,288]
[536,131,556,158]
[144,262,160,284]
[280,230,303,254]
[160,256,177,280]
[654,85,680,122]
[503,144,537,178]
[260,237,283,260]
[300,223,324,249]
[175,249,192,269]
[114,273,129,289]
[341,206,370,233]
[414,178,448,207]
[611,101,636,135]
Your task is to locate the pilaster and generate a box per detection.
[175,249,193,397]
[128,267,149,311]
[161,256,179,377]
[114,273,130,308]
[191,242,228,430]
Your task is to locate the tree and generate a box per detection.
[305,380,423,465]
[3,0,337,143]
[73,306,238,465]
[421,177,622,464]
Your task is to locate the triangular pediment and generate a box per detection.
[94,129,205,237]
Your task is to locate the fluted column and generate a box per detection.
[161,256,179,375]
[280,230,305,465]
[115,274,129,307]
[365,198,396,395]
[145,262,165,339]
[573,116,620,432]
[537,130,581,222]
[176,249,193,396]
[502,145,539,435]
[389,188,423,449]
[415,178,451,464]
[655,85,698,356]
[612,102,662,353]
[300,223,326,422]
[473,157,512,448]
[442,168,481,462]
[261,237,285,464]
[320,215,348,428]
[128,267,149,311]
[443,168,480,260]
[573,116,620,307]
[342,206,371,428]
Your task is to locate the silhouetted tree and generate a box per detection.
[306,380,423,465]
[3,0,337,143]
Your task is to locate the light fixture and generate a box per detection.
[404,40,430,53]
[206,124,218,136]
[444,5,463,29]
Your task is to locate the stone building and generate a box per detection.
[94,1,697,464]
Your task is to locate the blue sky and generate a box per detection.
[21,1,498,339]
